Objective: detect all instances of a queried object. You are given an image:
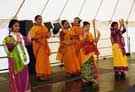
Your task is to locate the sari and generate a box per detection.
[31,25,51,79]
[78,32,99,81]
[57,29,80,75]
[71,26,81,57]
[111,29,128,72]
[3,32,31,92]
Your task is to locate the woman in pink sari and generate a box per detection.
[3,19,31,92]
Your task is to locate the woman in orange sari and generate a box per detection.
[31,15,51,80]
[57,20,80,77]
[71,17,82,66]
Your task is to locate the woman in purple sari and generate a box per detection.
[110,19,128,80]
[3,19,31,92]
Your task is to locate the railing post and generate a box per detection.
[126,21,130,56]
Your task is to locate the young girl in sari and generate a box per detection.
[71,17,82,67]
[110,19,128,79]
[79,21,100,87]
[3,19,31,92]
[57,20,80,77]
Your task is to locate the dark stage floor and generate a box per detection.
[0,56,135,92]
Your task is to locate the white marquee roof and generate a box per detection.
[0,0,135,21]
[1,0,135,71]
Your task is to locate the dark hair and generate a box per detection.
[8,19,19,29]
[74,17,81,24]
[61,20,68,26]
[110,21,118,30]
[35,15,42,21]
[83,21,90,27]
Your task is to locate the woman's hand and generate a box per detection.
[97,30,101,38]
[46,31,51,38]
[119,19,125,30]
[119,19,124,25]
[14,41,20,46]
[16,33,22,43]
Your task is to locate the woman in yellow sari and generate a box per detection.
[57,20,80,77]
[78,21,100,87]
[31,15,51,80]
[110,19,128,80]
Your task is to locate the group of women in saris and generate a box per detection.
[56,18,101,87]
[56,19,81,77]
[3,15,51,92]
[3,14,128,91]
[56,18,129,87]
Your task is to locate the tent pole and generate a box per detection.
[13,0,26,19]
[92,19,99,65]
[125,21,130,55]
[93,19,97,38]
[110,0,119,21]
[56,0,69,22]
[40,0,50,15]
[58,0,69,20]
[78,0,87,17]
[94,0,104,19]
[126,0,135,55]
[126,0,135,21]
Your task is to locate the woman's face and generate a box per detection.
[36,16,42,25]
[74,18,80,25]
[63,21,70,29]
[12,22,20,32]
[83,24,90,32]
[113,23,118,30]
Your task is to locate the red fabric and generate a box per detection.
[60,31,66,42]
[82,41,100,55]
[23,36,32,46]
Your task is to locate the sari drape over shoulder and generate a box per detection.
[57,29,80,74]
[111,29,128,71]
[78,32,99,81]
[71,26,81,57]
[31,25,51,79]
[3,32,31,92]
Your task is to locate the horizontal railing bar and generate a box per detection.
[0,37,130,45]
[98,46,111,49]
[0,44,129,58]
[0,44,4,46]
[0,69,8,71]
[48,41,59,43]
[0,56,8,58]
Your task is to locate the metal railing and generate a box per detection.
[0,37,130,71]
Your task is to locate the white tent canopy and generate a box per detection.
[0,0,135,71]
[0,0,135,21]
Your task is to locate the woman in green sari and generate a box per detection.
[3,19,31,92]
[78,21,100,87]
